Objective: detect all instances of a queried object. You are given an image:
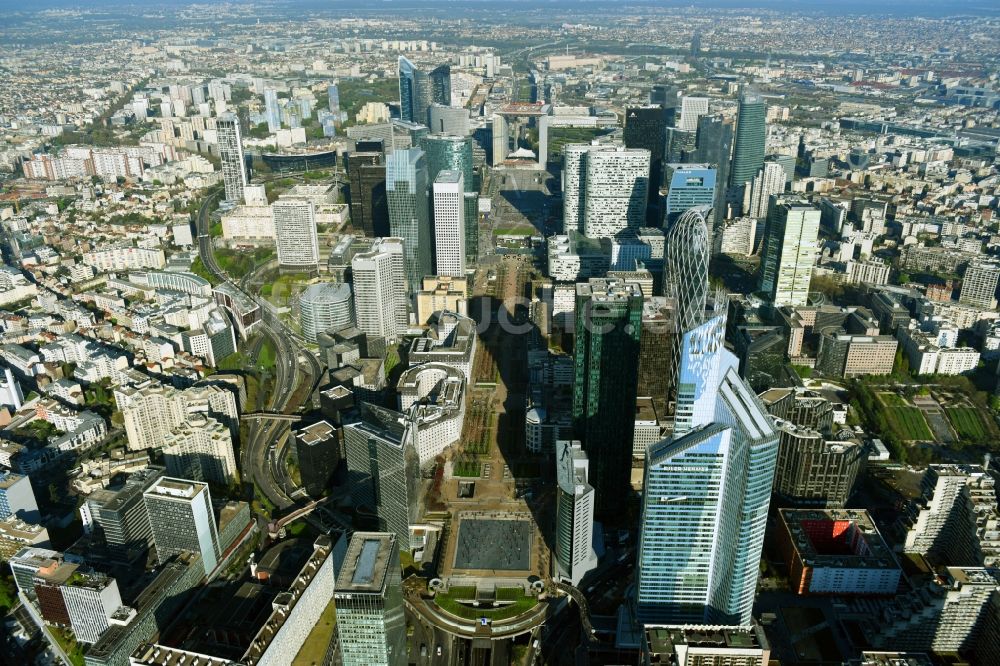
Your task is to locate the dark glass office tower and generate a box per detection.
[295,421,341,497]
[430,65,451,106]
[386,148,432,293]
[690,32,702,56]
[398,56,431,125]
[572,278,643,515]
[650,85,678,116]
[400,57,447,126]
[694,114,735,251]
[729,87,767,193]
[624,106,670,214]
[346,152,389,237]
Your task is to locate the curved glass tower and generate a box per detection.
[729,87,767,191]
[636,300,778,626]
[665,205,711,334]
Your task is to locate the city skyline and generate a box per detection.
[0,2,998,665]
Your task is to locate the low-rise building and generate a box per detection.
[0,517,50,560]
[642,624,770,666]
[415,276,468,325]
[778,509,901,596]
[816,329,896,378]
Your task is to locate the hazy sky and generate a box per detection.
[0,0,997,17]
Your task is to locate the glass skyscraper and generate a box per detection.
[399,58,448,126]
[572,278,643,515]
[623,106,670,212]
[327,83,340,117]
[664,164,717,227]
[398,56,424,124]
[335,532,406,666]
[693,114,735,252]
[264,89,281,133]
[430,64,452,107]
[420,134,474,192]
[729,87,767,193]
[759,196,821,307]
[346,151,389,238]
[420,134,478,264]
[635,300,778,626]
[665,206,711,404]
[386,148,432,293]
[343,403,420,549]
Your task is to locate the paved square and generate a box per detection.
[453,518,532,571]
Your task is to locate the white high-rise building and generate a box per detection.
[743,162,786,219]
[903,464,1000,567]
[960,262,1000,309]
[351,238,408,342]
[60,572,123,644]
[216,114,248,203]
[583,147,650,239]
[433,170,466,277]
[636,297,779,626]
[759,197,821,308]
[142,477,221,576]
[554,441,598,587]
[272,198,320,271]
[117,382,238,452]
[678,96,710,132]
[162,413,238,485]
[491,114,509,166]
[562,143,613,234]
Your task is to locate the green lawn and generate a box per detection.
[258,339,277,369]
[946,407,987,440]
[216,352,247,371]
[216,247,274,278]
[887,406,933,441]
[50,627,85,666]
[190,257,218,284]
[877,392,908,407]
[434,589,539,622]
[495,225,536,236]
[453,460,482,478]
[385,348,400,374]
[286,520,311,537]
[292,600,335,666]
[876,393,933,441]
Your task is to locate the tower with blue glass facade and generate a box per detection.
[664,164,717,227]
[729,87,767,196]
[635,294,778,626]
[386,148,432,293]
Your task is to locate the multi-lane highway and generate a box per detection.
[195,185,318,512]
